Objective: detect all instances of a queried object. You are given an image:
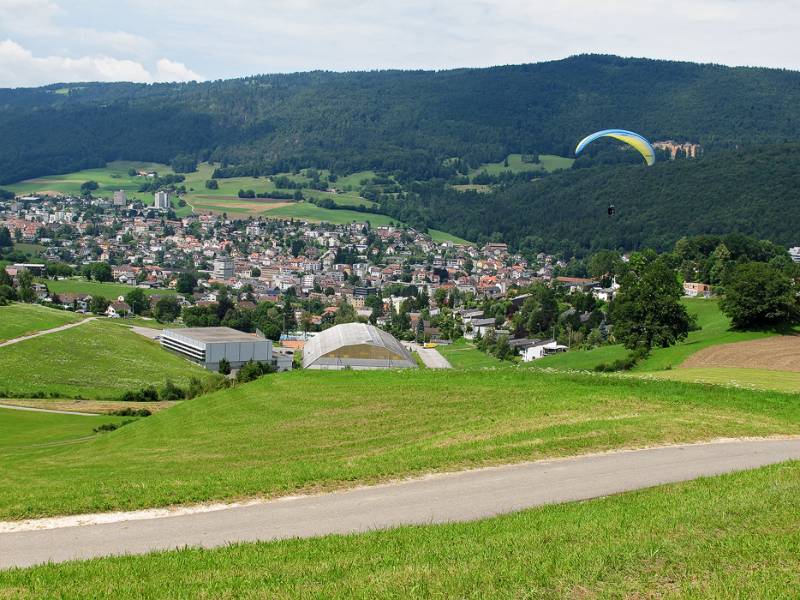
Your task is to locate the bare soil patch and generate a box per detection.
[0,399,177,414]
[681,335,800,372]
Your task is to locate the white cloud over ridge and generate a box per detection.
[0,0,799,86]
[0,40,202,87]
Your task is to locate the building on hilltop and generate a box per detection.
[302,323,416,370]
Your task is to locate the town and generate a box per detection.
[0,189,627,368]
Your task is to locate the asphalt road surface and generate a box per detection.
[1,439,798,569]
[405,342,452,368]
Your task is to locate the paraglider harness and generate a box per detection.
[607,204,616,217]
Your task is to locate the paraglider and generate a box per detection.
[575,129,656,166]
[607,204,615,217]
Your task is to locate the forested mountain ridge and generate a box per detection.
[378,143,800,255]
[3,54,800,184]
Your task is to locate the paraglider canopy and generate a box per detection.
[575,129,656,166]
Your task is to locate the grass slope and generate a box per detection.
[2,368,799,520]
[0,303,82,343]
[471,153,574,176]
[0,409,127,451]
[535,298,774,373]
[643,367,800,394]
[3,462,799,597]
[42,278,175,298]
[0,320,208,400]
[436,338,502,369]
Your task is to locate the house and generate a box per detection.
[106,301,131,318]
[555,277,599,293]
[519,339,568,362]
[683,282,713,298]
[468,318,496,339]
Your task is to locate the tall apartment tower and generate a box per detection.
[154,190,171,210]
[213,256,234,280]
[113,190,127,207]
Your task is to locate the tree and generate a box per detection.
[334,300,358,325]
[92,262,113,282]
[89,295,110,315]
[80,180,99,195]
[124,288,148,315]
[0,226,12,249]
[250,267,261,277]
[0,284,16,305]
[719,262,798,329]
[16,270,35,303]
[494,334,512,360]
[609,251,691,351]
[205,179,219,189]
[154,296,181,323]
[218,358,231,375]
[176,272,198,294]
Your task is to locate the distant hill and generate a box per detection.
[379,143,800,254]
[2,55,800,184]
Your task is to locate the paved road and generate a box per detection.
[129,325,163,340]
[2,439,798,569]
[0,317,95,348]
[405,342,452,369]
[0,404,99,416]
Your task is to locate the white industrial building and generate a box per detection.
[302,323,416,370]
[160,327,292,371]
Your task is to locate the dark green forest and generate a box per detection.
[3,54,800,183]
[377,144,800,255]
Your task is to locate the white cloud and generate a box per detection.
[155,58,203,82]
[1,0,799,85]
[0,39,202,87]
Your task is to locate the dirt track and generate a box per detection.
[681,335,800,371]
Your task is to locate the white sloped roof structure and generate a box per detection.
[302,323,416,370]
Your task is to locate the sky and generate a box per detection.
[1,0,799,87]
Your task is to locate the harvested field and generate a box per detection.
[0,399,178,414]
[681,335,800,371]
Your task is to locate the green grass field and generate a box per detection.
[0,408,128,451]
[0,319,208,400]
[4,161,165,199]
[427,229,472,245]
[42,278,175,299]
[642,367,800,394]
[436,338,502,368]
[2,367,799,520]
[535,298,776,373]
[0,303,82,343]
[263,201,400,226]
[2,461,798,597]
[471,153,574,177]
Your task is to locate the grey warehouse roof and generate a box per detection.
[302,323,415,369]
[163,327,265,343]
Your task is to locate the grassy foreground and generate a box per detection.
[0,408,128,450]
[0,303,82,343]
[2,462,798,597]
[2,368,800,520]
[0,319,208,399]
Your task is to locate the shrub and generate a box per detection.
[110,408,152,417]
[235,360,275,384]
